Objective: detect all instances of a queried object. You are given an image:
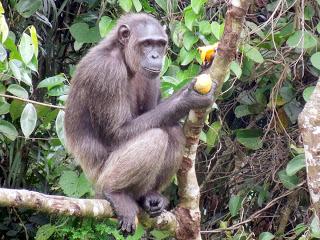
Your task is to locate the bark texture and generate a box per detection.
[298,78,320,214]
[176,1,252,239]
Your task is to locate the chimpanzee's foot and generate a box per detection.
[140,191,169,217]
[117,215,136,237]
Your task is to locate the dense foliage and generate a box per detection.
[0,0,319,239]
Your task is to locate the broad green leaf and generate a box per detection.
[191,0,207,14]
[284,99,302,124]
[183,31,198,51]
[55,110,65,146]
[259,232,274,240]
[171,22,186,47]
[69,22,101,43]
[59,171,91,197]
[20,103,37,138]
[99,16,116,37]
[235,105,252,118]
[0,3,4,14]
[278,170,299,189]
[19,33,34,64]
[132,0,142,12]
[9,59,22,81]
[310,52,320,70]
[10,100,25,121]
[294,224,307,235]
[242,44,264,63]
[304,5,315,20]
[29,25,38,57]
[198,21,211,35]
[0,15,9,42]
[0,43,6,61]
[119,0,132,12]
[16,0,42,18]
[150,230,170,240]
[155,0,177,13]
[230,61,242,78]
[303,86,315,102]
[184,7,197,31]
[286,154,305,176]
[179,48,197,66]
[228,195,242,217]
[287,31,317,49]
[0,120,18,141]
[311,215,320,238]
[48,85,69,96]
[0,101,10,114]
[7,84,28,99]
[211,21,224,40]
[35,224,56,240]
[21,70,32,86]
[37,75,66,89]
[236,129,263,150]
[206,121,221,150]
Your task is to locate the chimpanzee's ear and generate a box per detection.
[118,24,131,45]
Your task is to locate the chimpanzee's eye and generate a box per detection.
[143,40,152,47]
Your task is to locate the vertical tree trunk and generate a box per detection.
[298,78,320,215]
[176,1,252,239]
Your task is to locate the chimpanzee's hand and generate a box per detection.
[118,215,136,237]
[180,78,215,109]
[140,192,169,217]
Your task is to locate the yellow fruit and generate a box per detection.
[198,42,219,65]
[194,74,212,94]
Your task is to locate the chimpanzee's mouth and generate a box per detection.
[144,67,161,73]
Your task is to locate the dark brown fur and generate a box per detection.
[64,13,213,236]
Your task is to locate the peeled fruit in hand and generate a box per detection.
[198,42,219,65]
[194,74,212,94]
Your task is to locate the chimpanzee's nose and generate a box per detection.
[151,53,159,59]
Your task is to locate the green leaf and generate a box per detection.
[16,0,42,18]
[230,61,242,78]
[259,232,274,240]
[9,59,22,81]
[0,15,9,43]
[310,52,320,70]
[235,105,252,118]
[198,21,211,35]
[48,85,69,96]
[99,16,116,38]
[317,23,320,34]
[155,0,177,13]
[303,86,315,102]
[119,0,132,12]
[304,4,315,20]
[228,195,242,217]
[284,99,302,124]
[183,31,198,51]
[179,48,197,66]
[0,120,18,141]
[286,154,305,176]
[37,75,66,89]
[21,70,32,86]
[70,22,101,43]
[20,103,37,138]
[19,33,34,64]
[206,121,222,150]
[132,0,142,12]
[242,44,264,63]
[0,101,10,115]
[287,31,317,49]
[35,224,56,240]
[236,129,263,150]
[311,215,320,238]
[55,110,65,146]
[29,25,38,57]
[59,171,92,197]
[191,0,206,14]
[150,230,170,239]
[294,223,307,235]
[184,7,197,31]
[0,43,6,61]
[278,170,299,189]
[10,100,25,121]
[211,21,224,40]
[7,84,28,99]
